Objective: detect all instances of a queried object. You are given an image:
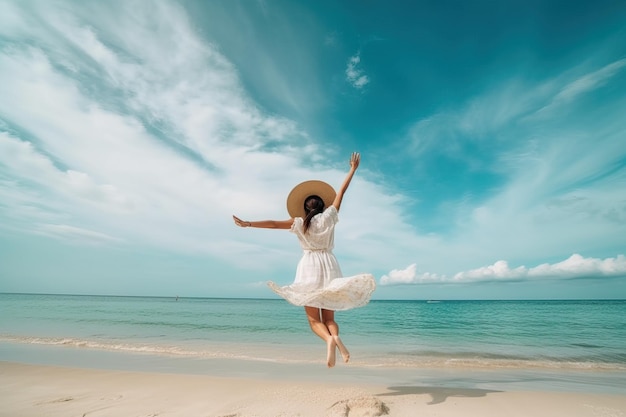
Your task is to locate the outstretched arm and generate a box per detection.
[233,215,294,229]
[332,152,360,212]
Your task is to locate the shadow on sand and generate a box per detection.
[378,386,502,405]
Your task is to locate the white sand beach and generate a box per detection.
[2,361,625,417]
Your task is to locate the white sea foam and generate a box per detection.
[2,334,624,371]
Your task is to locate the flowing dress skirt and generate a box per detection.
[267,249,376,311]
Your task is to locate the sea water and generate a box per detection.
[1,294,625,392]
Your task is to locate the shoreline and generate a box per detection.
[2,360,626,417]
[2,341,626,395]
[2,334,625,372]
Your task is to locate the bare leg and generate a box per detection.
[322,309,350,363]
[305,306,336,368]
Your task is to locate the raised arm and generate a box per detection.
[233,215,294,229]
[332,152,360,212]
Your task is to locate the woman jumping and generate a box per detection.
[233,152,376,367]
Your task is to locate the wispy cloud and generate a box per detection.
[408,57,626,157]
[547,58,626,109]
[345,52,369,89]
[0,2,306,252]
[381,254,626,285]
[35,224,123,245]
[399,54,626,274]
[0,1,413,276]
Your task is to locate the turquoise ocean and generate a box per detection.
[1,293,625,393]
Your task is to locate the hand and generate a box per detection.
[233,215,251,228]
[350,152,360,171]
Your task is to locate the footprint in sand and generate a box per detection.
[36,396,74,405]
[327,396,389,417]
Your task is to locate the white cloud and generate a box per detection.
[345,53,369,89]
[0,1,420,278]
[380,264,446,285]
[408,57,626,157]
[527,254,626,279]
[380,254,626,285]
[0,3,293,247]
[550,58,626,106]
[401,51,626,276]
[35,224,123,245]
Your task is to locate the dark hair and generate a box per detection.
[303,195,324,233]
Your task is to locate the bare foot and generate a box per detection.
[333,335,350,363]
[326,337,337,368]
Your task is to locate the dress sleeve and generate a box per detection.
[323,205,339,225]
[290,217,304,234]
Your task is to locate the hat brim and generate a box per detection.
[286,180,336,219]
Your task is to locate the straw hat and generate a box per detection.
[286,180,336,218]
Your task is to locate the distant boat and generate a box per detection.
[426,300,441,303]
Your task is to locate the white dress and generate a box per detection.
[267,206,376,311]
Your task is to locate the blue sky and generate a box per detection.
[0,0,625,300]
